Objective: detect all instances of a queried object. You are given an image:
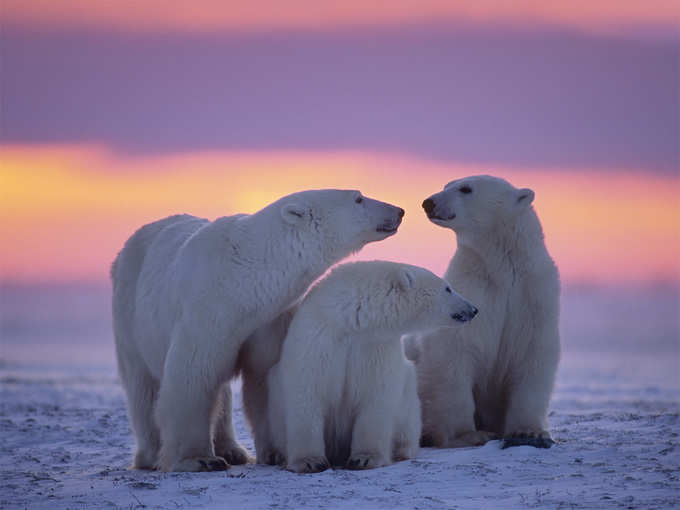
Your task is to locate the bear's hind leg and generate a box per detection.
[212,382,253,465]
[241,372,280,465]
[116,350,160,470]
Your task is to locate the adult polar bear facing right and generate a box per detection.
[111,189,404,472]
[268,261,479,473]
[416,175,560,449]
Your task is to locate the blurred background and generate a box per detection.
[1,2,678,390]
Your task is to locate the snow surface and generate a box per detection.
[1,286,679,509]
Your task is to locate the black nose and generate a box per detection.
[471,306,479,317]
[398,208,405,218]
[422,198,435,215]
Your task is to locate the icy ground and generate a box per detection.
[1,286,678,509]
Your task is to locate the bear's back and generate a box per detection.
[132,215,210,372]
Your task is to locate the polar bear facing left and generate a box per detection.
[111,190,404,472]
[267,261,478,473]
[416,175,560,449]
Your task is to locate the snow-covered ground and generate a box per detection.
[1,285,678,509]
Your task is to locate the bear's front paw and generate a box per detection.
[171,456,230,472]
[256,448,285,466]
[346,452,387,470]
[287,456,330,474]
[448,430,499,448]
[218,443,253,465]
[502,429,555,449]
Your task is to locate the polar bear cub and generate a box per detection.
[416,175,560,449]
[111,190,404,471]
[267,261,478,473]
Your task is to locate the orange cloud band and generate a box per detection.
[3,0,679,34]
[1,144,678,285]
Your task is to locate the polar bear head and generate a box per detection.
[421,175,534,235]
[277,189,405,260]
[312,261,478,336]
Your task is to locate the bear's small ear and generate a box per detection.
[515,188,535,210]
[281,202,308,225]
[397,267,416,290]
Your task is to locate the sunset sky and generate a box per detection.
[1,2,678,286]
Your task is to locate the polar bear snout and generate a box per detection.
[422,198,435,215]
[451,304,478,323]
[422,195,455,222]
[443,282,478,324]
[375,205,405,233]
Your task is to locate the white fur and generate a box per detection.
[416,175,560,447]
[266,261,478,473]
[236,305,297,465]
[111,189,404,471]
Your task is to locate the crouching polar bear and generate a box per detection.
[265,261,478,473]
[412,175,560,449]
[111,189,404,471]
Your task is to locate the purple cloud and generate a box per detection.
[2,23,677,171]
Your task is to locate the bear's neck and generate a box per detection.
[239,214,347,308]
[276,228,340,283]
[452,207,550,282]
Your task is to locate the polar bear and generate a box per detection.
[415,175,560,449]
[111,189,404,471]
[235,305,297,465]
[265,261,479,473]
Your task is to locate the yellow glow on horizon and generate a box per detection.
[1,144,678,286]
[3,1,678,35]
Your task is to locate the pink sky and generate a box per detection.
[4,1,679,36]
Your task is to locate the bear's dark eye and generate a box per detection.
[446,286,452,293]
[355,196,363,204]
[459,186,472,194]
